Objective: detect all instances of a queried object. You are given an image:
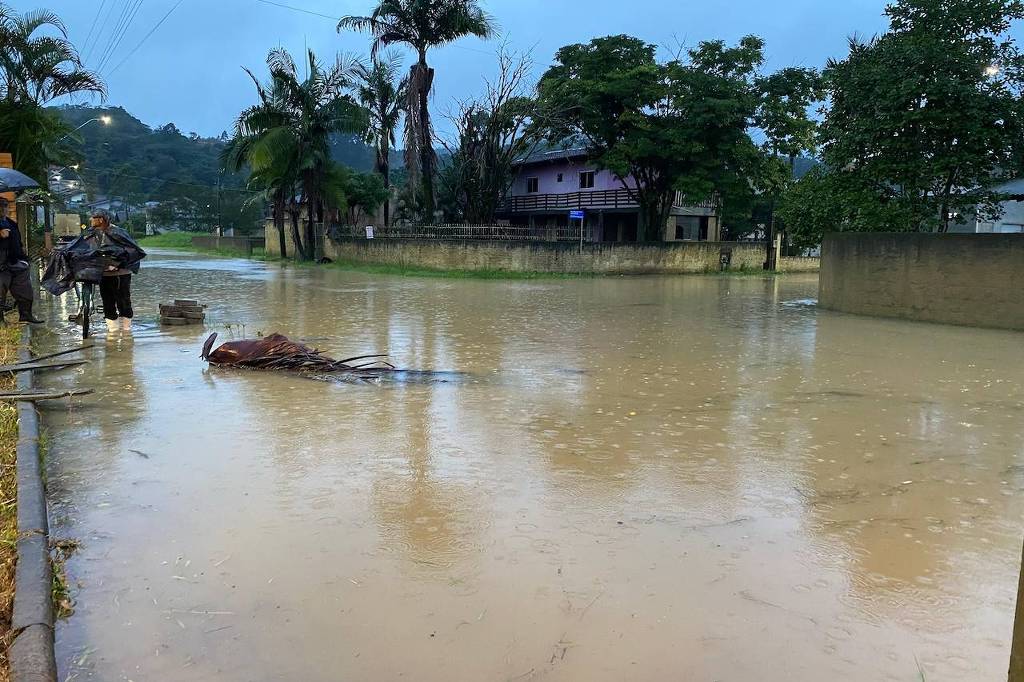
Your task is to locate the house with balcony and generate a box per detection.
[497,147,720,242]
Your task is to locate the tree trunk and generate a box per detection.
[304,201,316,261]
[638,193,671,242]
[289,208,306,260]
[379,147,391,227]
[417,53,436,222]
[274,195,287,259]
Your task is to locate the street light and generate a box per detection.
[59,115,112,142]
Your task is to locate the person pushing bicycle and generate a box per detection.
[85,210,145,334]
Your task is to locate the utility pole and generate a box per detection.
[1010,542,1024,681]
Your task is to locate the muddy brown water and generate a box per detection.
[35,251,1024,681]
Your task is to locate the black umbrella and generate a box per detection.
[0,168,39,192]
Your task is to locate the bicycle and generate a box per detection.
[70,280,96,339]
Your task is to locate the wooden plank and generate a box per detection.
[0,360,88,373]
[0,389,93,401]
[24,347,91,363]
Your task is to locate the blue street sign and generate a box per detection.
[569,210,585,220]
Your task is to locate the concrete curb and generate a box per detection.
[9,326,57,682]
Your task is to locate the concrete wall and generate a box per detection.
[819,233,1024,330]
[779,256,821,272]
[192,235,260,255]
[321,238,768,275]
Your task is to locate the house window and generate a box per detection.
[526,177,539,193]
[579,171,595,189]
[556,173,563,182]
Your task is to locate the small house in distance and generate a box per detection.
[949,177,1024,234]
[498,147,720,242]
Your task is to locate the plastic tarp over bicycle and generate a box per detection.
[41,227,146,296]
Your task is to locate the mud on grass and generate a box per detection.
[0,322,23,682]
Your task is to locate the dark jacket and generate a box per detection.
[0,217,28,269]
[41,226,146,296]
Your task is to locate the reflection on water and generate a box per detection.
[36,253,1024,681]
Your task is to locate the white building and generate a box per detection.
[951,178,1024,233]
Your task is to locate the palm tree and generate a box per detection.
[224,48,368,260]
[0,4,105,183]
[339,0,494,221]
[223,71,299,259]
[0,5,105,104]
[350,52,407,226]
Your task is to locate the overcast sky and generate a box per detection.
[14,0,1008,139]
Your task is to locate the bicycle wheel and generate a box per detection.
[81,283,92,339]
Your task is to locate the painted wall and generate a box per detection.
[819,232,1024,331]
[321,238,768,275]
[513,160,627,196]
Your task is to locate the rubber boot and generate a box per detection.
[120,317,132,333]
[17,302,43,325]
[105,319,119,334]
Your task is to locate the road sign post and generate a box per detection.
[570,210,585,255]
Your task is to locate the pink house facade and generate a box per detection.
[498,148,720,242]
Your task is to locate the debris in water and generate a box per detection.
[201,332,395,380]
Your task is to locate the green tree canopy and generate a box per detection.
[783,0,1024,243]
[537,35,819,242]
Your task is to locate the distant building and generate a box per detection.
[498,147,720,242]
[950,178,1024,234]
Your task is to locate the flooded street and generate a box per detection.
[35,252,1024,681]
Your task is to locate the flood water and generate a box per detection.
[34,251,1024,681]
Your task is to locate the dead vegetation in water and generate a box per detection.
[201,333,397,381]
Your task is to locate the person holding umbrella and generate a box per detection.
[0,197,43,324]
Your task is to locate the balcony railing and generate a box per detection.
[499,189,717,213]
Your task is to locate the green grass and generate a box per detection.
[323,258,587,280]
[136,231,198,248]
[138,233,265,260]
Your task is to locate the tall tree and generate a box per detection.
[795,0,1024,238]
[538,35,768,242]
[351,52,408,226]
[224,48,369,260]
[438,47,541,223]
[338,0,494,221]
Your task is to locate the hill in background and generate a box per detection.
[52,105,385,202]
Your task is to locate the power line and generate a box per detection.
[97,0,147,74]
[253,0,339,20]
[85,0,123,65]
[109,0,185,76]
[94,0,137,69]
[80,0,110,63]
[251,0,497,57]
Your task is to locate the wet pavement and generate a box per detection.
[34,251,1024,681]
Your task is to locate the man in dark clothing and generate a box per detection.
[0,198,42,325]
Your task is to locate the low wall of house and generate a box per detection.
[320,237,767,275]
[819,232,1024,330]
[779,256,821,272]
[265,221,296,258]
[192,236,258,255]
